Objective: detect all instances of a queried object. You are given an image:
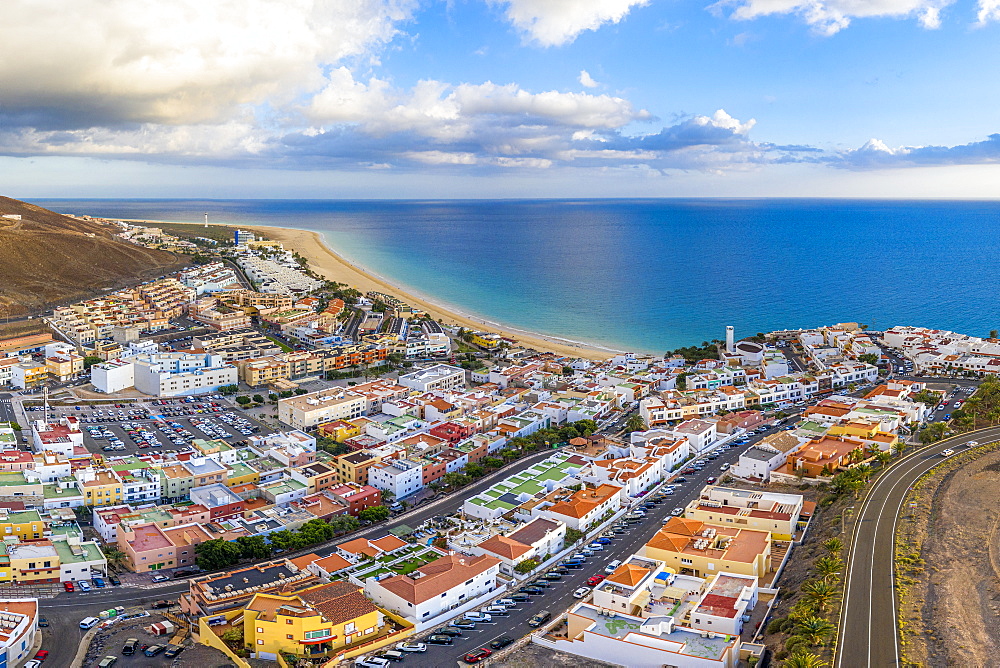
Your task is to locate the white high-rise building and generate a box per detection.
[726,325,735,353]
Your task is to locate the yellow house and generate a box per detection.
[826,420,898,451]
[225,461,260,488]
[470,332,501,349]
[8,541,60,584]
[643,517,772,580]
[318,420,361,443]
[81,470,123,507]
[241,582,384,660]
[0,509,44,541]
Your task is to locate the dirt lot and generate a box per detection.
[83,613,231,668]
[499,644,619,668]
[896,444,1000,667]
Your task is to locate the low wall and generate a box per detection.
[197,617,252,668]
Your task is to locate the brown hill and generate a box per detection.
[0,196,188,317]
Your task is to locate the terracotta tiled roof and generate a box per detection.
[377,554,499,604]
[477,535,531,560]
[298,581,377,626]
[606,563,649,587]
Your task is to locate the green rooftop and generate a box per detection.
[52,539,105,565]
[44,484,82,499]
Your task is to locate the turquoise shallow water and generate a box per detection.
[34,198,1000,353]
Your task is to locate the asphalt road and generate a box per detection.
[835,425,1000,668]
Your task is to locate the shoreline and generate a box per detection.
[116,217,619,360]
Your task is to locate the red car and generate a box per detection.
[63,581,74,592]
[464,648,492,663]
[706,477,717,484]
[586,575,605,586]
[34,651,49,662]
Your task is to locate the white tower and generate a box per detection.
[204,213,209,228]
[726,326,735,354]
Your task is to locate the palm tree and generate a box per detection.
[800,579,840,613]
[783,651,828,668]
[103,546,128,572]
[814,555,843,581]
[822,537,843,554]
[794,616,836,645]
[875,451,891,467]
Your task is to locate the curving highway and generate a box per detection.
[835,425,1000,668]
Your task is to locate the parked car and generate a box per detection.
[144,644,165,656]
[528,611,552,627]
[450,620,477,629]
[97,658,117,668]
[586,575,605,586]
[495,598,516,608]
[543,572,563,580]
[78,581,91,592]
[33,651,48,662]
[464,611,492,622]
[605,560,622,574]
[510,593,531,602]
[79,616,100,629]
[151,600,171,609]
[435,627,463,637]
[38,617,48,628]
[92,576,106,588]
[123,638,139,655]
[164,645,184,658]
[108,575,121,586]
[464,648,492,663]
[519,586,544,595]
[63,581,74,592]
[426,635,454,645]
[397,642,427,652]
[355,658,390,668]
[151,574,169,582]
[573,587,591,598]
[490,635,514,650]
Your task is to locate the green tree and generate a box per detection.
[443,472,471,488]
[252,394,265,404]
[800,579,840,613]
[783,651,828,668]
[858,353,879,365]
[625,413,646,433]
[481,457,504,470]
[513,557,539,574]
[359,505,390,524]
[991,329,998,340]
[267,530,297,552]
[920,421,948,443]
[236,535,272,560]
[822,537,843,554]
[465,463,486,478]
[194,539,242,570]
[813,555,843,581]
[221,627,244,648]
[297,518,337,545]
[328,514,360,534]
[564,528,585,546]
[794,616,836,645]
[218,384,239,396]
[235,395,251,406]
[82,356,103,370]
[103,546,128,571]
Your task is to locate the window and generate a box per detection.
[286,619,293,625]
[680,558,693,565]
[343,622,356,634]
[257,628,264,633]
[257,639,264,645]
[286,634,293,639]
[305,629,331,639]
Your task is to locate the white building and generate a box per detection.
[397,364,466,393]
[469,517,566,575]
[367,459,424,499]
[178,261,240,295]
[0,598,40,668]
[278,389,367,430]
[132,352,237,397]
[670,419,718,452]
[364,553,501,625]
[91,359,135,393]
[31,416,84,457]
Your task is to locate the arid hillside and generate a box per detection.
[0,196,188,316]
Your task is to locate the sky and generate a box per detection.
[4,0,1000,198]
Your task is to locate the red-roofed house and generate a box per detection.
[690,573,759,635]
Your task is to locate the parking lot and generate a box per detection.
[80,611,227,668]
[26,398,274,456]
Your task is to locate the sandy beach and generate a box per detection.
[120,218,616,360]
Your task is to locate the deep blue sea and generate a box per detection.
[32,199,1000,354]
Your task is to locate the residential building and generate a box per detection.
[397,364,465,393]
[534,483,624,531]
[91,359,135,393]
[133,352,237,397]
[684,486,805,541]
[364,553,501,624]
[0,598,39,668]
[471,517,566,574]
[279,389,367,430]
[642,517,772,579]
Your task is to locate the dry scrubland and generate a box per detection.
[0,196,187,316]
[896,442,1000,667]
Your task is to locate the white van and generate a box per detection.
[604,560,622,574]
[80,616,101,629]
[464,611,492,622]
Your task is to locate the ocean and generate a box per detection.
[33,198,1000,354]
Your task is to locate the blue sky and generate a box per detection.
[3,0,1000,198]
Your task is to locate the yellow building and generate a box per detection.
[470,332,501,349]
[81,470,123,507]
[241,582,384,660]
[643,517,772,580]
[318,420,361,443]
[225,461,260,488]
[8,541,60,584]
[0,510,44,541]
[826,420,898,451]
[0,543,12,582]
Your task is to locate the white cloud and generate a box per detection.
[713,0,953,34]
[579,70,599,88]
[977,0,1000,23]
[495,0,649,46]
[404,151,480,165]
[0,0,415,127]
